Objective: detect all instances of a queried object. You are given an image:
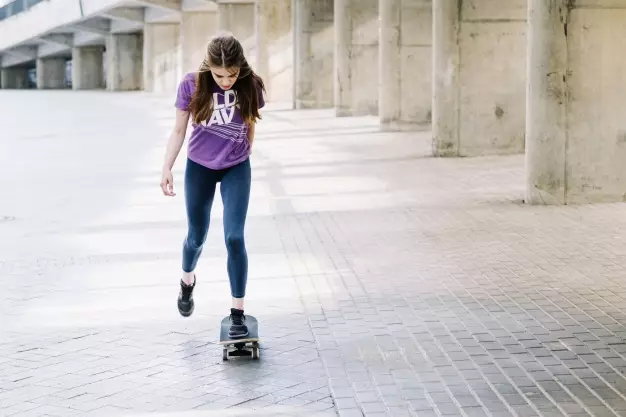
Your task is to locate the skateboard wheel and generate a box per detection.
[222,348,228,361]
[252,347,259,360]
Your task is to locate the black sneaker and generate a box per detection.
[229,308,249,338]
[177,277,195,317]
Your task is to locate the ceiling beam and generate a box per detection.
[38,34,74,48]
[133,0,181,13]
[102,7,145,23]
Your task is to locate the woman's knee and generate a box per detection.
[225,232,245,252]
[185,228,207,250]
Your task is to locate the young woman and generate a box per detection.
[160,33,265,339]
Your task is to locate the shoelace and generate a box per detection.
[181,285,193,299]
[231,314,245,326]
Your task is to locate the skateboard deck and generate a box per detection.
[219,315,260,360]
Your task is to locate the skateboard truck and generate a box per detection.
[223,341,260,360]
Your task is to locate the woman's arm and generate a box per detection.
[248,121,256,150]
[161,109,191,196]
[163,109,191,171]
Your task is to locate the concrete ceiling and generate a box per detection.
[0,0,219,68]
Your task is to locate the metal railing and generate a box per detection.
[0,0,46,22]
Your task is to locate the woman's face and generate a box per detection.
[210,66,240,90]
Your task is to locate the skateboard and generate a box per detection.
[218,315,260,360]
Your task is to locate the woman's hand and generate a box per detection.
[161,169,176,196]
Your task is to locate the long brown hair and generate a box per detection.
[189,33,266,126]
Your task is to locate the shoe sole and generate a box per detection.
[178,303,194,317]
[228,332,249,338]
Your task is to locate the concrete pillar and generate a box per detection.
[432,1,460,155]
[143,23,181,94]
[525,0,626,204]
[1,67,29,89]
[72,46,105,90]
[294,0,334,109]
[217,2,256,67]
[36,57,67,89]
[432,0,527,157]
[379,0,432,130]
[181,11,218,73]
[106,33,143,91]
[334,0,378,117]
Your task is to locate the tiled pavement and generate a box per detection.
[3,91,626,417]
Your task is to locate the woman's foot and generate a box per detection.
[229,308,248,338]
[177,275,196,317]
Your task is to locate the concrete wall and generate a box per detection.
[433,0,526,157]
[380,0,432,130]
[401,0,432,128]
[143,23,181,94]
[218,3,256,68]
[526,0,626,204]
[257,0,292,103]
[460,0,527,156]
[295,0,334,109]
[181,11,218,74]
[335,0,378,116]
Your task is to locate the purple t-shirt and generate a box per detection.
[175,72,265,170]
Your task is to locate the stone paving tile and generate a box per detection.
[5,91,626,417]
[285,200,626,417]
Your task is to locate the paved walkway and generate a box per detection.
[2,91,626,417]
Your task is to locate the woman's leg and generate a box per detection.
[178,158,218,317]
[220,158,251,337]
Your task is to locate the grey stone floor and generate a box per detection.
[2,91,626,417]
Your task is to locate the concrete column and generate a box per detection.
[181,11,218,73]
[525,0,567,205]
[525,0,626,204]
[334,0,378,117]
[379,0,432,131]
[143,23,181,94]
[1,67,29,89]
[433,0,527,157]
[36,57,67,89]
[72,46,105,90]
[106,33,143,91]
[432,1,460,155]
[294,0,334,109]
